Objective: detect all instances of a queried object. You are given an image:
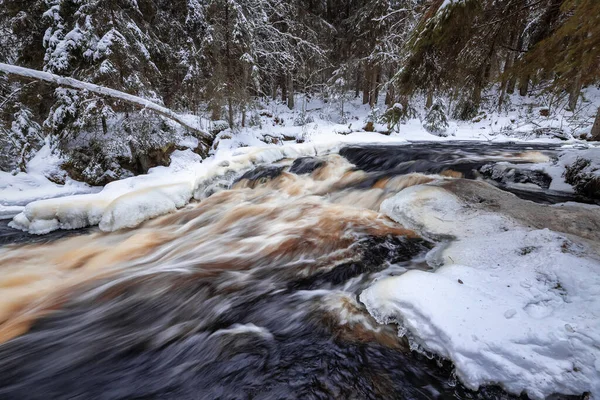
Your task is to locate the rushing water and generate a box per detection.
[0,143,587,399]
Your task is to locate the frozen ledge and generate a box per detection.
[361,181,600,399]
[7,142,350,235]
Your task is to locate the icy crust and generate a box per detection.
[361,183,600,399]
[8,143,340,234]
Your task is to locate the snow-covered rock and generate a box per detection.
[361,180,600,399]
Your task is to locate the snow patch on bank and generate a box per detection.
[0,142,99,220]
[9,135,400,234]
[361,182,600,399]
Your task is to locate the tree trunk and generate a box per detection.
[385,66,395,106]
[591,107,600,141]
[286,74,294,109]
[472,83,482,110]
[211,101,221,121]
[355,68,360,98]
[368,65,378,108]
[518,74,529,96]
[101,116,107,135]
[362,64,371,105]
[498,66,510,109]
[399,95,409,110]
[506,76,517,95]
[271,78,277,101]
[385,86,394,106]
[499,42,515,109]
[373,67,381,103]
[568,73,582,111]
[0,62,211,140]
[425,91,433,109]
[281,75,287,103]
[227,97,234,128]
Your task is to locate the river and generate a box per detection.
[0,142,593,399]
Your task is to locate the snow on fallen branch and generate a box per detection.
[0,63,212,142]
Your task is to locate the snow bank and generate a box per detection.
[361,182,600,399]
[0,143,99,220]
[8,141,345,234]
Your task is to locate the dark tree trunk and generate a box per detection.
[373,68,381,102]
[101,116,107,135]
[271,78,277,101]
[591,107,600,141]
[400,95,409,110]
[499,49,514,109]
[425,91,433,109]
[385,66,395,105]
[362,64,371,105]
[507,13,526,95]
[281,76,287,103]
[211,102,221,120]
[287,74,294,109]
[227,97,234,128]
[568,73,582,111]
[506,76,517,95]
[518,74,529,96]
[368,64,378,108]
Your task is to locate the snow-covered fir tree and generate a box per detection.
[1,0,600,178]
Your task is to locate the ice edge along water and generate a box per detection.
[7,144,317,234]
[360,183,600,399]
[6,132,418,235]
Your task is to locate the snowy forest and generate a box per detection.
[2,1,600,399]
[1,0,600,184]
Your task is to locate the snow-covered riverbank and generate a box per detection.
[361,179,600,398]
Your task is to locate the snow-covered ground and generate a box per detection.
[4,88,600,235]
[361,181,600,399]
[0,141,99,219]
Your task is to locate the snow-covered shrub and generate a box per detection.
[294,111,314,126]
[423,99,449,135]
[381,103,403,132]
[326,66,354,123]
[564,156,600,199]
[452,97,478,121]
[5,107,44,171]
[210,120,230,135]
[248,112,262,128]
[380,102,418,132]
[364,107,381,131]
[56,111,182,185]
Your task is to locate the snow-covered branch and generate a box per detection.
[0,63,212,141]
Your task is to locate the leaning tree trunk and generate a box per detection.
[591,107,600,141]
[0,62,212,142]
